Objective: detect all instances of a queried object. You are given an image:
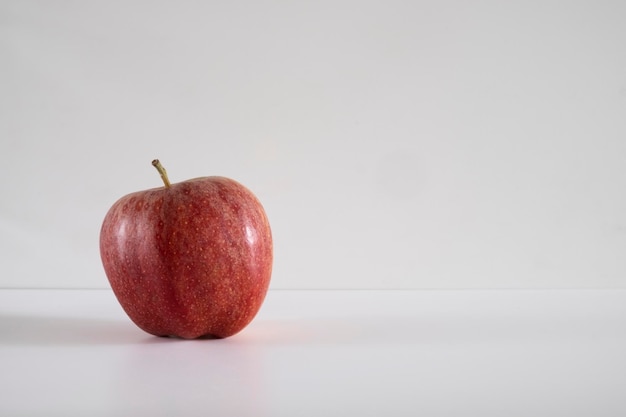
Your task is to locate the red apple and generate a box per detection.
[99,160,273,339]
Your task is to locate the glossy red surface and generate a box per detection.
[99,176,272,339]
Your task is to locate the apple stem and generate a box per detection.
[151,159,171,188]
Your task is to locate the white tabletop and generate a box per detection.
[1,288,625,416]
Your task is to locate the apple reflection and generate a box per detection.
[110,336,269,417]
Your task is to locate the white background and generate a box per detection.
[3,289,626,416]
[2,0,626,289]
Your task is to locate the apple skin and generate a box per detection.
[99,175,272,339]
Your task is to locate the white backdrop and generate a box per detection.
[2,0,626,289]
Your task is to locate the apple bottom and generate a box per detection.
[113,279,269,339]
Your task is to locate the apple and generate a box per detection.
[99,160,273,339]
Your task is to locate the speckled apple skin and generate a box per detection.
[99,177,272,339]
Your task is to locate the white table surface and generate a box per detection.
[1,288,625,417]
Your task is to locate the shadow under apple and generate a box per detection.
[0,314,146,346]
